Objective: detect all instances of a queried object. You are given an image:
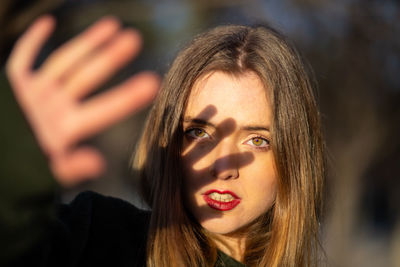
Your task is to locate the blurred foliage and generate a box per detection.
[1,0,399,266]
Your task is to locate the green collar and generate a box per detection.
[215,250,246,267]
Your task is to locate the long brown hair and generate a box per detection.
[134,25,325,266]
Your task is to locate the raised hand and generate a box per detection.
[6,15,160,186]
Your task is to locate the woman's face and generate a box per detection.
[181,71,277,235]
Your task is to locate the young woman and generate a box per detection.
[2,15,324,267]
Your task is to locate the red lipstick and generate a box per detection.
[203,189,241,211]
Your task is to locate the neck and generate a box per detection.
[213,230,247,263]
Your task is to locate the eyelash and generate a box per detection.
[184,127,270,151]
[244,136,270,151]
[185,127,211,140]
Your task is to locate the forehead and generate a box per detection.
[185,71,272,125]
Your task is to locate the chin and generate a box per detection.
[198,216,244,235]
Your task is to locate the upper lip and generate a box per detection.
[203,189,240,199]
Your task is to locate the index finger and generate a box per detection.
[6,15,55,81]
[67,72,160,144]
[39,16,123,81]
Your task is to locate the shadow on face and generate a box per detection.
[179,71,277,234]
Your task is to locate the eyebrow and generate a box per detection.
[183,117,270,132]
[183,117,216,128]
[240,125,270,132]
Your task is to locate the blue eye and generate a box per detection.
[185,128,210,139]
[245,137,270,150]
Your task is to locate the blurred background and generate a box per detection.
[1,0,399,266]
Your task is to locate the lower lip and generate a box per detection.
[203,194,241,211]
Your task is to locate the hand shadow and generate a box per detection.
[180,105,255,222]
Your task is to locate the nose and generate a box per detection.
[209,140,239,180]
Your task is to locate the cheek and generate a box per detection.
[181,156,212,215]
[182,139,213,170]
[242,155,277,202]
[181,141,214,191]
[182,160,212,197]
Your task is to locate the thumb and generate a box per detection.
[50,146,106,187]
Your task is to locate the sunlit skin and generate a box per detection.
[181,71,277,261]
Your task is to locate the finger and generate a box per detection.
[68,72,160,143]
[6,15,55,83]
[63,29,142,99]
[38,16,121,81]
[50,147,105,187]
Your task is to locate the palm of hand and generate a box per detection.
[6,16,159,186]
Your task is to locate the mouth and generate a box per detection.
[203,189,241,211]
